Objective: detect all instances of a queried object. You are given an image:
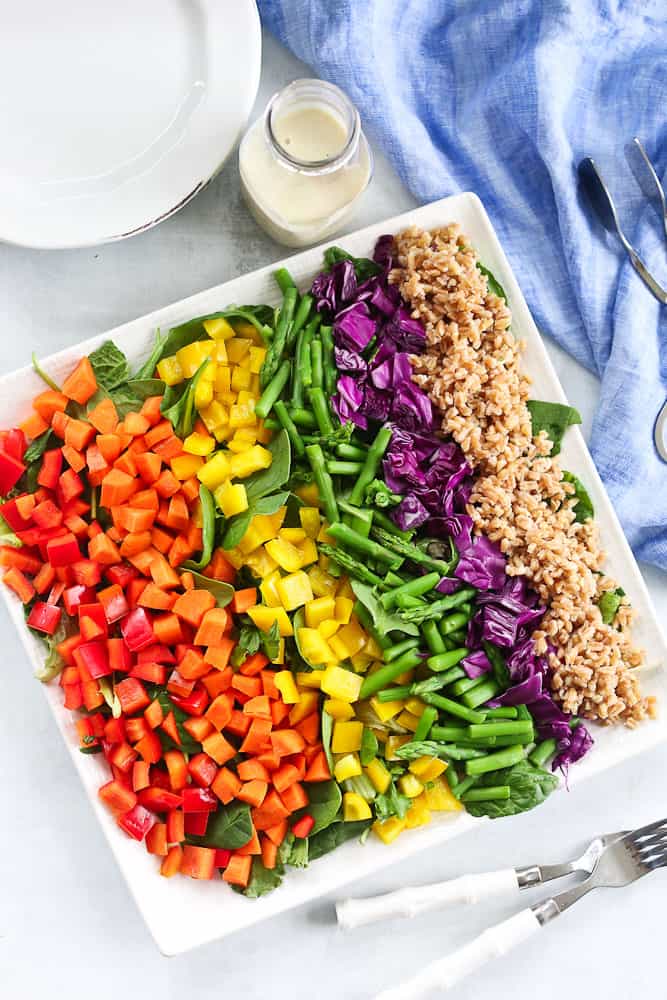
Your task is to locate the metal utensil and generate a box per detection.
[625,137,667,243]
[578,157,667,304]
[374,818,667,1000]
[336,830,625,929]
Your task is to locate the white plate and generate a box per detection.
[0,0,261,248]
[1,193,665,955]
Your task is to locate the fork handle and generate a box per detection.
[336,869,519,929]
[374,909,541,1000]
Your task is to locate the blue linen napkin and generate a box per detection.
[258,0,667,572]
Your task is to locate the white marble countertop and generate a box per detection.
[1,30,665,1000]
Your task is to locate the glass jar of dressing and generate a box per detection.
[239,78,373,248]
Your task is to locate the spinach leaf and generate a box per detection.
[307,820,372,861]
[350,579,419,637]
[33,612,76,682]
[163,306,272,360]
[374,780,410,821]
[187,802,253,850]
[464,758,559,819]
[244,431,291,502]
[477,262,508,302]
[160,358,209,438]
[132,330,167,380]
[240,858,284,898]
[323,246,382,282]
[482,640,510,690]
[88,341,130,391]
[360,727,379,766]
[123,378,165,402]
[527,400,582,456]
[598,587,625,625]
[153,690,201,753]
[231,620,280,666]
[221,489,289,550]
[23,429,52,463]
[183,485,216,571]
[562,471,594,522]
[0,512,20,548]
[302,780,342,835]
[278,832,309,869]
[321,710,334,774]
[182,569,234,607]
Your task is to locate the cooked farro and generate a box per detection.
[390,223,652,725]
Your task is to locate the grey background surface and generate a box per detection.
[1,30,665,1000]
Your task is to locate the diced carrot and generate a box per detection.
[123,412,150,436]
[260,671,279,701]
[144,419,173,448]
[88,397,119,434]
[261,836,278,870]
[160,844,183,877]
[94,434,122,465]
[201,731,236,766]
[239,652,269,678]
[205,692,234,731]
[279,781,308,813]
[165,494,189,533]
[120,531,153,558]
[180,844,216,880]
[230,587,257,615]
[243,695,272,720]
[33,562,56,595]
[296,712,321,745]
[3,567,35,604]
[135,730,163,764]
[132,488,159,511]
[236,826,262,855]
[232,674,262,698]
[272,763,301,794]
[211,767,242,805]
[205,549,236,584]
[99,779,137,814]
[145,822,168,857]
[237,759,270,783]
[88,532,122,565]
[201,667,233,699]
[81,680,105,711]
[178,648,208,681]
[63,418,95,452]
[182,716,214,742]
[100,468,137,508]
[14,493,36,519]
[60,444,85,473]
[240,717,272,755]
[154,469,181,499]
[144,699,164,730]
[116,507,156,533]
[149,552,181,590]
[132,760,151,791]
[203,639,236,672]
[270,729,306,757]
[127,436,148,455]
[114,451,138,477]
[302,743,322,765]
[181,477,200,504]
[225,709,251,738]
[86,443,110,478]
[61,357,97,405]
[179,571,194,591]
[126,547,155,577]
[263,819,288,846]
[152,612,184,645]
[255,747,282,772]
[20,411,49,439]
[167,534,193,568]
[303,750,331,782]
[150,526,174,554]
[154,436,183,461]
[166,809,185,844]
[163,749,188,790]
[251,790,290,830]
[172,588,216,628]
[137,583,175,611]
[140,395,163,425]
[222,854,251,888]
[193,608,229,647]
[289,753,307,780]
[33,389,69,421]
[50,409,70,438]
[134,450,162,484]
[270,701,291,728]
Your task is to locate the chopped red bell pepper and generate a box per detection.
[170,683,210,717]
[32,499,63,530]
[3,428,27,461]
[120,607,155,651]
[115,676,150,714]
[105,562,139,588]
[182,787,217,813]
[214,848,232,869]
[46,581,66,606]
[26,601,62,635]
[77,640,111,679]
[0,497,33,531]
[78,602,108,637]
[291,814,315,839]
[117,803,157,841]
[58,468,85,503]
[71,558,102,587]
[183,811,209,837]
[97,583,129,623]
[138,786,183,812]
[62,584,96,616]
[137,643,176,664]
[37,448,63,490]
[46,531,81,567]
[107,637,132,673]
[0,448,26,495]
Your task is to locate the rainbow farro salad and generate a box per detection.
[0,227,653,897]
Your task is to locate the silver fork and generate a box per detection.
[336,830,624,929]
[374,818,667,1000]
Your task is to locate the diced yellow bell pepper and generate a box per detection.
[199,400,227,433]
[195,378,214,410]
[409,757,447,782]
[247,604,293,637]
[394,669,415,686]
[384,734,411,760]
[396,710,421,733]
[271,638,285,665]
[243,547,278,580]
[156,355,183,386]
[220,546,244,569]
[170,454,204,480]
[296,628,336,666]
[248,346,267,373]
[214,342,229,364]
[364,757,391,794]
[218,390,238,407]
[265,537,303,573]
[364,636,384,659]
[343,791,372,822]
[318,552,330,573]
[317,520,333,544]
[424,777,463,812]
[398,773,424,799]
[260,569,283,608]
[334,753,362,782]
[230,445,272,479]
[227,437,252,454]
[226,338,252,364]
[405,794,432,829]
[237,389,256,405]
[215,366,232,395]
[255,419,272,444]
[231,366,252,392]
[331,720,363,753]
[183,431,215,457]
[318,619,339,639]
[237,524,265,555]
[204,317,235,340]
[232,319,262,342]
[323,698,355,721]
[295,482,321,507]
[198,452,231,491]
[234,427,258,444]
[229,402,256,429]
[405,697,426,718]
[278,527,306,545]
[297,671,322,689]
[307,566,338,598]
[176,340,215,377]
[296,538,318,567]
[373,817,406,844]
[320,664,363,703]
[334,596,354,624]
[328,635,350,661]
[276,571,313,611]
[274,670,300,704]
[350,652,372,673]
[335,620,368,658]
[335,578,356,601]
[369,696,405,723]
[215,482,248,518]
[288,689,319,724]
[298,507,321,539]
[305,596,336,628]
